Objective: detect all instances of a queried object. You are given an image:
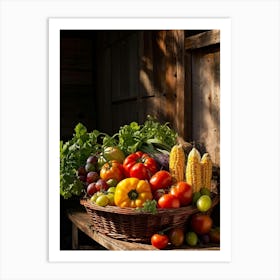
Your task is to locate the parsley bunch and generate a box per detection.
[116,116,177,156]
[137,200,158,214]
[60,123,103,199]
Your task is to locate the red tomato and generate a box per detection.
[99,160,125,182]
[157,194,180,208]
[190,214,213,235]
[170,181,193,206]
[149,170,173,191]
[142,155,158,175]
[168,228,185,247]
[129,163,150,180]
[123,151,158,180]
[151,233,169,249]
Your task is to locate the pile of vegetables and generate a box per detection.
[60,116,177,199]
[60,117,220,249]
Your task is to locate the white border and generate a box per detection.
[49,18,231,262]
[1,1,279,279]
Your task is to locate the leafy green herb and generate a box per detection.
[136,199,158,214]
[116,115,177,156]
[60,123,103,199]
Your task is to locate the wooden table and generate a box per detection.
[66,210,220,251]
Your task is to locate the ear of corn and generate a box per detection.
[169,144,185,182]
[201,153,212,190]
[186,147,202,192]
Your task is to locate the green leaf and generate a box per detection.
[130,121,140,130]
[137,200,158,214]
[74,123,87,137]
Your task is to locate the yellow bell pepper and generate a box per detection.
[114,178,153,208]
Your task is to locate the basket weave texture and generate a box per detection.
[80,194,219,243]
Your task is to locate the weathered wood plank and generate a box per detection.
[139,31,155,97]
[111,42,121,101]
[160,30,176,125]
[60,70,93,85]
[72,223,79,249]
[96,47,113,134]
[151,30,180,128]
[111,101,139,133]
[111,33,139,102]
[184,52,193,141]
[174,30,185,139]
[128,33,139,99]
[185,30,220,50]
[191,46,220,165]
[67,211,157,250]
[60,38,93,71]
[138,31,161,122]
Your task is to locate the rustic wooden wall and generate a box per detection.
[185,30,220,165]
[60,31,97,141]
[60,30,220,165]
[191,46,220,165]
[141,30,186,137]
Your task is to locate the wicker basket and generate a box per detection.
[80,194,219,243]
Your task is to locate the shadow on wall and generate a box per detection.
[139,30,184,132]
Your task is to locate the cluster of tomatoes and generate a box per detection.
[120,149,192,209]
[150,185,219,249]
[151,214,220,249]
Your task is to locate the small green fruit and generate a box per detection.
[107,193,115,206]
[95,195,109,207]
[107,179,118,188]
[90,193,98,203]
[186,231,198,246]
[196,195,212,212]
[107,186,116,193]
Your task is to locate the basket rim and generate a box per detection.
[80,193,219,216]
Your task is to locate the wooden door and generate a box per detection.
[138,30,186,135]
[96,31,141,135]
[96,30,186,136]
